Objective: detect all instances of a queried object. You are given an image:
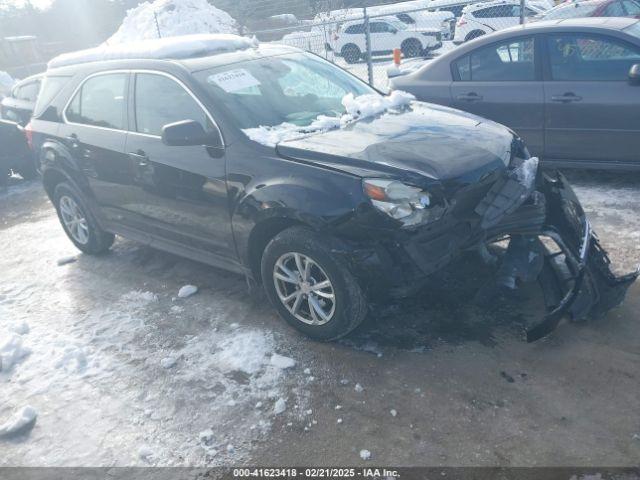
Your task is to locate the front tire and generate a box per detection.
[53,182,115,255]
[401,38,423,58]
[261,227,368,341]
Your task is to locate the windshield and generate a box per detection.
[387,18,408,30]
[194,52,375,130]
[542,2,599,19]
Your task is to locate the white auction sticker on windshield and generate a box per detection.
[208,69,261,93]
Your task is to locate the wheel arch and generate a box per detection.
[465,29,486,42]
[246,216,309,283]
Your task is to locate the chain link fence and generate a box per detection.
[244,0,552,90]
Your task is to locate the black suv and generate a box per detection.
[31,35,637,342]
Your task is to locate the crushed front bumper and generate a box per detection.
[485,168,639,342]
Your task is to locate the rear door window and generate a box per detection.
[546,34,640,80]
[65,73,127,130]
[453,36,536,81]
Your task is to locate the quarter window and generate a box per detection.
[547,34,640,81]
[453,37,535,81]
[344,24,365,34]
[66,73,127,130]
[134,73,211,137]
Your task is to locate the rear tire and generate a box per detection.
[401,38,423,58]
[261,227,368,341]
[53,182,115,255]
[341,44,362,64]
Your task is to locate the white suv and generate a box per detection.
[335,17,442,64]
[453,0,543,43]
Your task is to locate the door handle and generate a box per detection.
[129,150,150,167]
[456,92,483,102]
[551,93,582,103]
[66,134,79,147]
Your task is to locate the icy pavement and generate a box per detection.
[1,172,639,466]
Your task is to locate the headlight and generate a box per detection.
[363,179,434,227]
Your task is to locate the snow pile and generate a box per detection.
[178,284,198,298]
[243,90,415,147]
[359,449,371,460]
[121,290,159,308]
[0,406,37,438]
[0,334,31,372]
[49,34,256,69]
[107,0,238,44]
[273,398,287,415]
[270,353,296,369]
[213,330,273,375]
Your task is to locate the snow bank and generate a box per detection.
[49,34,256,69]
[107,0,238,45]
[0,406,37,438]
[243,90,415,147]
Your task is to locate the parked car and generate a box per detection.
[535,0,640,20]
[335,17,442,63]
[454,0,543,42]
[392,18,640,170]
[314,2,455,40]
[31,35,636,342]
[0,119,36,180]
[430,0,555,17]
[1,74,42,125]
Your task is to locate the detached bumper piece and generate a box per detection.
[486,168,638,342]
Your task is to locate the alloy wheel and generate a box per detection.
[59,195,90,245]
[273,252,336,325]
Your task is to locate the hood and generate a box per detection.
[276,102,517,184]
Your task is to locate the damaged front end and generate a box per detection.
[480,159,639,342]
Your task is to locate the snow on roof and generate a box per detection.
[107,0,238,45]
[47,34,258,70]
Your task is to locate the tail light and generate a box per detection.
[24,122,34,151]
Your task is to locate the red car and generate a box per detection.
[538,0,640,20]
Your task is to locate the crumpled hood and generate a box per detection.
[276,102,517,182]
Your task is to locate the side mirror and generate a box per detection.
[629,64,640,86]
[161,120,223,148]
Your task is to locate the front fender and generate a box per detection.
[232,175,365,273]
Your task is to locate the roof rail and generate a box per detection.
[48,34,258,70]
